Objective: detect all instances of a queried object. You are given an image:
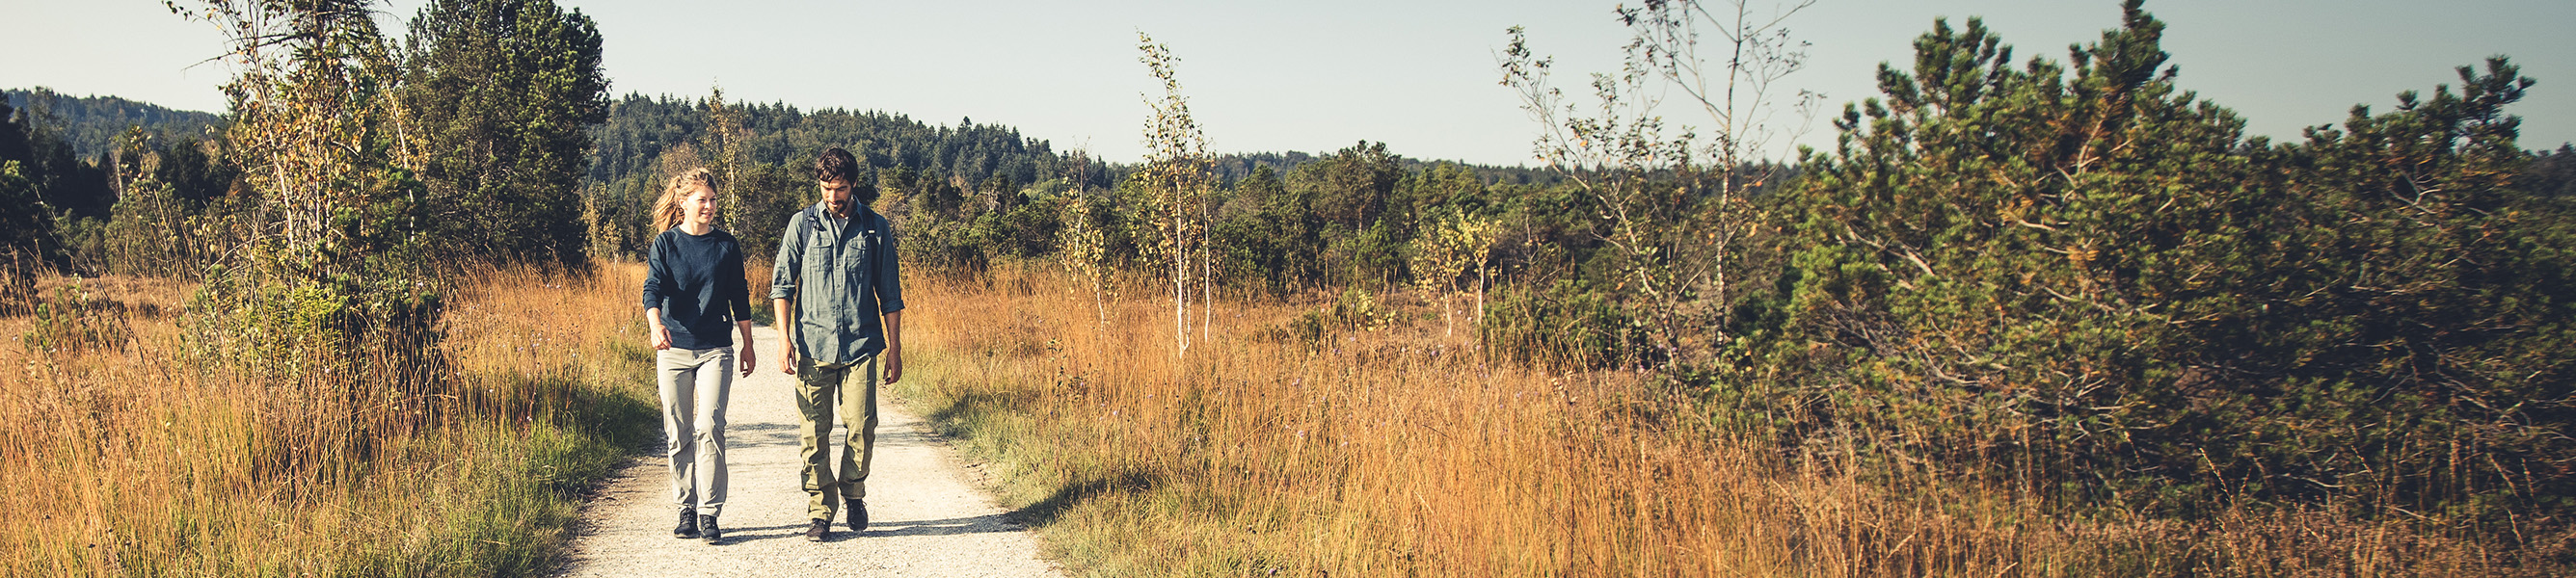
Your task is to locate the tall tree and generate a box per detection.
[1137,32,1218,355]
[395,0,607,264]
[172,0,446,399]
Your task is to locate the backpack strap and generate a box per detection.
[797,203,824,247]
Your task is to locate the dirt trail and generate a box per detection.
[554,325,1060,577]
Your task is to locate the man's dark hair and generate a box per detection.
[814,147,877,203]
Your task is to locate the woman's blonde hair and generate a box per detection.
[652,168,720,232]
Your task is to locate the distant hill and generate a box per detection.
[3,88,227,156]
[1209,150,1563,188]
[3,86,1562,192]
[588,93,1108,192]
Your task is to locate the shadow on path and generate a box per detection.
[1006,469,1161,528]
[694,512,1033,544]
[723,422,801,449]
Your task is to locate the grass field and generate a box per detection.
[1,265,659,576]
[2,259,2551,575]
[896,263,2562,577]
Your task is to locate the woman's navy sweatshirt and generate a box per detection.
[642,226,753,350]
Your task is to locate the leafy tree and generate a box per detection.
[1501,0,1824,368]
[173,0,447,401]
[395,0,608,265]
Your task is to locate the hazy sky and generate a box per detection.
[5,0,2569,166]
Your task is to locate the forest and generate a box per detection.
[5,0,2575,575]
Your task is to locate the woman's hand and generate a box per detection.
[736,321,758,377]
[650,323,672,351]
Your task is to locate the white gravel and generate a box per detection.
[554,325,1061,577]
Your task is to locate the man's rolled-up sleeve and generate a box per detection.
[770,212,803,301]
[874,220,904,315]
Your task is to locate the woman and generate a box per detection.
[641,168,757,544]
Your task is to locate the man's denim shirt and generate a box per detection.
[770,201,904,367]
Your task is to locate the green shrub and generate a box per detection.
[20,280,127,353]
[1725,5,2576,522]
[1482,279,1654,369]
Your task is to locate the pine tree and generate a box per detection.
[1734,0,2573,518]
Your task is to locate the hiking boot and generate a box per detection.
[698,514,721,543]
[805,518,831,541]
[846,498,869,533]
[673,508,699,539]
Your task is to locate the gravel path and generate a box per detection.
[555,325,1060,577]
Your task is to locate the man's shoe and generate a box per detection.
[673,508,699,539]
[805,518,831,541]
[698,514,722,543]
[846,498,869,533]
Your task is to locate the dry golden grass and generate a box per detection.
[0,264,659,576]
[899,263,2565,577]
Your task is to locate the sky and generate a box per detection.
[4,0,2569,166]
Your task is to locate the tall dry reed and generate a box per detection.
[897,263,2562,577]
[1,264,658,576]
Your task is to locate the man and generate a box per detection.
[771,147,904,542]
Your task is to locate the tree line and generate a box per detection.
[570,92,1568,265]
[1,89,225,158]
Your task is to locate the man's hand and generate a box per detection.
[649,323,672,351]
[774,298,798,375]
[882,310,903,384]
